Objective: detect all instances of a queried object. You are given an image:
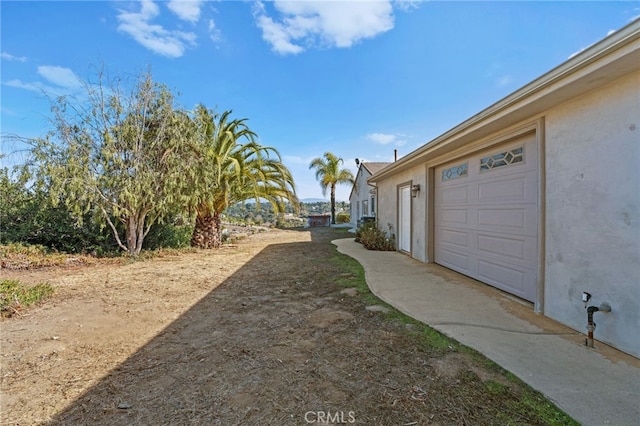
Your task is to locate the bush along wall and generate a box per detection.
[355,222,396,251]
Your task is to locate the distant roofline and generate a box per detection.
[349,161,392,200]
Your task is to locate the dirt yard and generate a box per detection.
[1,227,570,425]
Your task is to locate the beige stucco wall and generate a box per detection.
[375,164,428,262]
[373,70,639,357]
[544,70,640,357]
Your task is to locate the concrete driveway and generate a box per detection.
[334,238,640,426]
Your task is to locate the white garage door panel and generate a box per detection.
[477,234,526,260]
[478,177,527,202]
[477,203,537,234]
[477,208,526,229]
[435,136,538,302]
[440,209,468,225]
[478,260,528,294]
[441,228,468,247]
[439,248,469,272]
[441,186,469,204]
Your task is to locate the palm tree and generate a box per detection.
[309,152,354,224]
[186,105,298,248]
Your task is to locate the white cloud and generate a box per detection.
[366,132,405,146]
[208,19,222,43]
[1,52,28,62]
[496,75,513,87]
[167,0,203,23]
[568,23,634,60]
[4,79,43,93]
[485,62,513,88]
[3,65,83,97]
[568,48,584,60]
[37,65,82,90]
[283,154,314,165]
[568,42,595,60]
[1,106,18,117]
[117,0,197,58]
[393,0,420,12]
[255,13,305,55]
[253,0,395,55]
[4,79,68,97]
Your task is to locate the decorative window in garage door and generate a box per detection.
[480,147,523,171]
[441,162,468,181]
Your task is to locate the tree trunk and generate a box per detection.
[125,214,146,256]
[191,212,222,249]
[330,184,336,224]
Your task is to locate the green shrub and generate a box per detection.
[336,212,350,224]
[354,221,373,243]
[1,167,115,254]
[144,218,194,250]
[356,222,396,251]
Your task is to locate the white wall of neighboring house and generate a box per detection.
[349,163,387,229]
[370,22,640,357]
[350,165,369,228]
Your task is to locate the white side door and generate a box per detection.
[398,185,411,253]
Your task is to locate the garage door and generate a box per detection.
[434,135,538,302]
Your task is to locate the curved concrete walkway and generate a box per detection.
[333,238,640,426]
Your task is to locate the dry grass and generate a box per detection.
[0,228,575,425]
[0,243,98,270]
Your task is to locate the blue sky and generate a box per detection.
[2,1,638,201]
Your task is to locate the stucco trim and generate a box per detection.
[535,117,546,314]
[424,120,539,169]
[426,165,435,263]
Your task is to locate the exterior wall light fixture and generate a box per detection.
[411,184,420,198]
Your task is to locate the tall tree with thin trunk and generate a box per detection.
[27,71,186,256]
[309,152,354,224]
[186,105,298,248]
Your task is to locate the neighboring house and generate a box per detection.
[349,161,391,229]
[369,21,640,358]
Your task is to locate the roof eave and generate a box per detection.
[370,20,640,183]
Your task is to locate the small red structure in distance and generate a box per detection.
[307,215,331,227]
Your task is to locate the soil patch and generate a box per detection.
[2,227,566,425]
